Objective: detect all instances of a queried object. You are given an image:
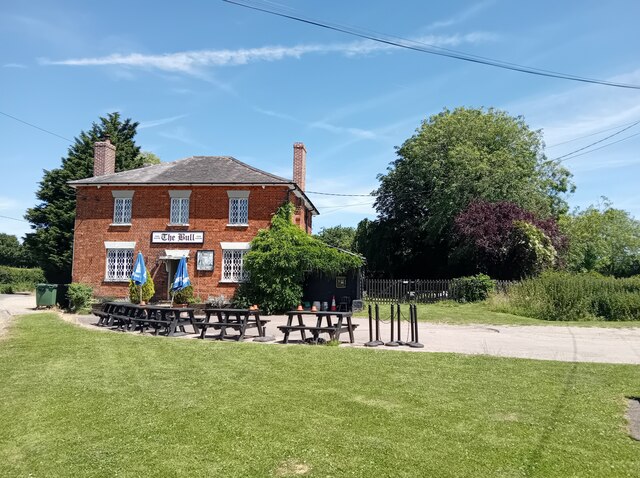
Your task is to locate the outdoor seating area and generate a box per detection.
[278,310,358,344]
[92,302,360,345]
[95,302,199,336]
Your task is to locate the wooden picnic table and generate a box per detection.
[139,305,198,336]
[199,308,268,341]
[95,302,146,329]
[278,311,358,344]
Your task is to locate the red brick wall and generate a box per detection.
[72,185,310,301]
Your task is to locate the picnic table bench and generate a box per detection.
[93,302,198,336]
[278,311,358,344]
[198,308,269,341]
[134,306,198,336]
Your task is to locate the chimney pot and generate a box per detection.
[293,142,306,191]
[93,137,116,177]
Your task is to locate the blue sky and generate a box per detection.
[2,0,640,239]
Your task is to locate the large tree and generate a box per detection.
[314,225,356,251]
[560,199,640,277]
[453,200,565,279]
[24,113,143,283]
[359,107,573,277]
[0,233,35,267]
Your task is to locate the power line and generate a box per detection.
[223,0,640,90]
[553,119,640,162]
[556,131,640,163]
[0,214,29,223]
[546,119,640,149]
[307,190,373,197]
[0,111,73,143]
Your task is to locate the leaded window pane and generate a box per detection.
[229,198,248,224]
[222,249,248,282]
[113,198,132,224]
[170,198,189,224]
[105,249,134,281]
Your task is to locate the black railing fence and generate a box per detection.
[363,278,513,303]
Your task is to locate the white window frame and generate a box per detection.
[169,190,191,225]
[104,241,135,282]
[111,190,134,225]
[227,190,250,226]
[220,242,250,283]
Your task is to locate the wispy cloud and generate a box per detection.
[3,63,27,68]
[139,114,188,129]
[157,126,207,150]
[0,197,19,210]
[253,106,380,141]
[426,0,496,30]
[41,32,495,75]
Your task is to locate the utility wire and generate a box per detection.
[0,111,73,143]
[0,214,29,223]
[546,119,640,149]
[223,0,640,90]
[307,190,373,197]
[556,131,640,162]
[553,119,640,162]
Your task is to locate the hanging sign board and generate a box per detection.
[151,231,204,244]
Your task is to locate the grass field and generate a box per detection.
[1,314,639,477]
[355,301,640,328]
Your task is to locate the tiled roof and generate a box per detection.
[68,156,292,186]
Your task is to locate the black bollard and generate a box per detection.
[365,303,384,347]
[385,303,400,347]
[408,303,424,348]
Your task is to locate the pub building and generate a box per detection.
[69,140,318,301]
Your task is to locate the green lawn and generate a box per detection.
[355,301,640,327]
[1,314,639,477]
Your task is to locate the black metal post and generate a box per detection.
[365,303,383,347]
[385,303,399,347]
[408,303,424,348]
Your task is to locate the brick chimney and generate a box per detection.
[293,142,306,191]
[93,135,116,176]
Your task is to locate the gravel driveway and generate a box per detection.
[2,294,640,364]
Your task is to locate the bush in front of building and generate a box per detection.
[172,285,195,305]
[67,283,94,313]
[234,203,363,314]
[0,265,45,293]
[129,271,155,304]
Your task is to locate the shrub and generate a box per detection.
[67,283,94,312]
[449,274,496,302]
[172,285,195,305]
[235,203,363,314]
[0,266,45,291]
[496,271,640,321]
[128,271,155,304]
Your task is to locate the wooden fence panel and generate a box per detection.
[363,278,515,303]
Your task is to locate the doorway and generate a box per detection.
[165,259,179,300]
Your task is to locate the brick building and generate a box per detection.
[69,140,317,301]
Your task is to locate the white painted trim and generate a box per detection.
[104,241,136,249]
[111,190,134,198]
[220,242,250,250]
[169,190,192,198]
[226,190,250,198]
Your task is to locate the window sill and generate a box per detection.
[167,223,190,227]
[226,223,249,227]
[104,279,130,283]
[109,223,132,227]
[219,280,247,284]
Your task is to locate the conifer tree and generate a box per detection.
[24,113,143,283]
